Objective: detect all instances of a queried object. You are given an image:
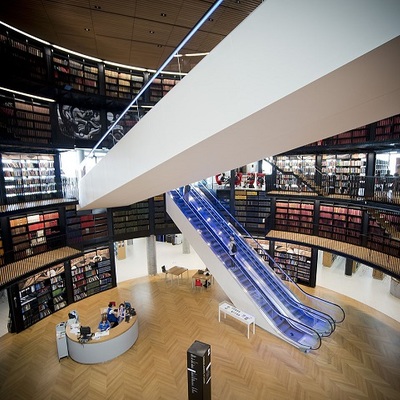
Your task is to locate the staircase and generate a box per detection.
[166,184,345,351]
[264,158,327,195]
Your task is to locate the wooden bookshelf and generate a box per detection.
[104,68,144,99]
[305,125,369,146]
[318,203,363,245]
[66,206,109,245]
[274,199,314,235]
[272,241,313,286]
[375,115,400,142]
[9,210,60,261]
[2,153,57,204]
[148,76,179,103]
[18,263,66,329]
[321,153,366,195]
[112,201,150,239]
[0,98,52,145]
[53,53,99,94]
[70,247,112,302]
[154,194,176,232]
[0,32,48,88]
[234,190,270,233]
[367,210,400,257]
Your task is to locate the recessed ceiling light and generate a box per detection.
[149,30,155,34]
[160,13,167,17]
[84,28,91,32]
[157,44,163,48]
[94,5,101,10]
[208,18,214,22]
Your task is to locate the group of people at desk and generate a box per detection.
[98,302,136,332]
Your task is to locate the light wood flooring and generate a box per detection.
[0,272,399,400]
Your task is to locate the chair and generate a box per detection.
[194,279,203,290]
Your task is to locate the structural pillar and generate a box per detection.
[147,235,158,275]
[182,236,191,254]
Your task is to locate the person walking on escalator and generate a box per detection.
[228,236,237,268]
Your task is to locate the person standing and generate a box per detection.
[228,236,237,267]
[118,303,126,323]
[106,302,119,328]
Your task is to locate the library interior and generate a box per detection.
[0,1,399,399]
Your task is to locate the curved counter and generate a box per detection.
[66,316,138,364]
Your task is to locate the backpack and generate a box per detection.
[232,243,237,253]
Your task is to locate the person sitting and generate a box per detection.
[106,302,119,328]
[118,303,125,323]
[98,313,111,332]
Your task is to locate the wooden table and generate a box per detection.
[218,301,255,339]
[191,272,213,288]
[165,266,188,284]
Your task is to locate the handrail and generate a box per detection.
[171,188,322,350]
[197,180,346,324]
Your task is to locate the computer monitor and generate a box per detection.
[80,326,91,338]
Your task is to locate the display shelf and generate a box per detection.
[2,152,57,203]
[0,97,52,145]
[112,201,150,238]
[321,153,366,195]
[9,210,60,261]
[70,247,112,302]
[234,191,270,233]
[271,241,313,285]
[274,200,314,235]
[318,203,363,245]
[104,68,144,99]
[53,53,99,94]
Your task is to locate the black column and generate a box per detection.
[187,340,211,400]
[345,258,353,276]
[309,248,318,287]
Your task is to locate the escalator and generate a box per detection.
[196,181,346,326]
[167,185,341,351]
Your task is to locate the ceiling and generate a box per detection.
[0,0,262,73]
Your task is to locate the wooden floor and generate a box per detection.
[0,272,399,400]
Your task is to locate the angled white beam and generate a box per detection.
[79,0,400,210]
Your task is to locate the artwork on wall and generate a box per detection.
[57,105,101,140]
[106,111,141,145]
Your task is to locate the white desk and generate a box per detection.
[218,302,255,339]
[66,316,138,364]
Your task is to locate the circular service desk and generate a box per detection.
[66,316,138,364]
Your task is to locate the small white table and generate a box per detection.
[218,302,255,339]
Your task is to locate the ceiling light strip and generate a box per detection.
[0,86,55,103]
[87,0,224,158]
[0,21,51,45]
